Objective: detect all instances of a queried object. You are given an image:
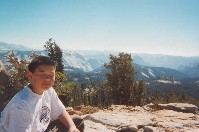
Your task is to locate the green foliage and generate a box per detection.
[148,89,199,106]
[54,71,76,106]
[93,83,112,108]
[0,85,5,95]
[70,82,112,108]
[44,38,64,73]
[131,80,146,106]
[54,72,75,95]
[6,51,29,89]
[165,91,178,103]
[104,52,137,105]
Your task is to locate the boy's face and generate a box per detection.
[27,65,56,94]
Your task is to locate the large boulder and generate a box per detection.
[83,104,199,132]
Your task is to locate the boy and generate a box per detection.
[0,56,83,132]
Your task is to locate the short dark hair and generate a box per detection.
[28,56,57,73]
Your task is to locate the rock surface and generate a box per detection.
[80,103,199,132]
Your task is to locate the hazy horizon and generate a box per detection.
[0,0,199,56]
[1,41,199,57]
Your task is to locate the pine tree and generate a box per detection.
[136,80,146,106]
[44,38,64,73]
[104,52,136,105]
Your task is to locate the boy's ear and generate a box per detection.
[26,70,32,80]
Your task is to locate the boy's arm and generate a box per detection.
[58,110,79,132]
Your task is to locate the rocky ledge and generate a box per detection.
[76,103,199,132]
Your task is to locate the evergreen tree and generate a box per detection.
[130,81,137,106]
[136,80,146,106]
[104,52,136,105]
[165,91,177,103]
[44,38,64,73]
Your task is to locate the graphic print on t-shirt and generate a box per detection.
[39,106,50,125]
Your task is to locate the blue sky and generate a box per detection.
[0,0,199,56]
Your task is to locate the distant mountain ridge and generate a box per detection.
[134,63,189,80]
[0,42,199,80]
[89,63,189,83]
[177,62,199,78]
[62,50,102,72]
[0,42,32,52]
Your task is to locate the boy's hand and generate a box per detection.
[68,125,80,132]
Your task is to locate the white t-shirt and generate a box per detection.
[0,85,66,132]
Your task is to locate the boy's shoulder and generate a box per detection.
[3,87,31,111]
